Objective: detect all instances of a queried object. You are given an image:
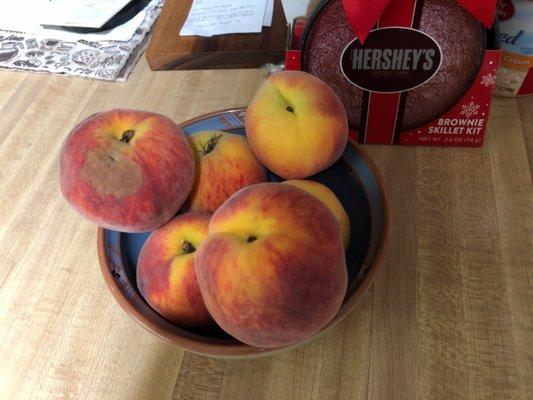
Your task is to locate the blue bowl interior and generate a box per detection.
[103,109,384,343]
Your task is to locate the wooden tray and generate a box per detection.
[146,0,288,70]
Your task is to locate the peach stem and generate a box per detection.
[120,130,135,143]
[181,240,196,253]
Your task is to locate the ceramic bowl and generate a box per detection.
[98,108,390,358]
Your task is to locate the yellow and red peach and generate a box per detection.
[137,211,212,328]
[60,109,195,232]
[245,70,349,179]
[187,130,267,212]
[283,179,350,249]
[195,182,347,348]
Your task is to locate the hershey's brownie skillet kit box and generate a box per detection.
[286,0,501,146]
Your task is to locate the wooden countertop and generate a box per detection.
[0,59,531,400]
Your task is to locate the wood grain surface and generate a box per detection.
[0,59,531,400]
[146,0,287,70]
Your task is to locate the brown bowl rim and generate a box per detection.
[97,108,391,358]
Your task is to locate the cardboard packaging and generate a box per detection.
[286,0,501,147]
[495,0,533,97]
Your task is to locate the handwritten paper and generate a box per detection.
[179,0,268,37]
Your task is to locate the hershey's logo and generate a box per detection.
[351,48,436,71]
[340,27,443,93]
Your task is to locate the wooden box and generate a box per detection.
[146,0,288,70]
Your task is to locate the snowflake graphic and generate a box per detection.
[481,73,496,87]
[460,102,480,117]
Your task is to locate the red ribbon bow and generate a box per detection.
[341,0,497,43]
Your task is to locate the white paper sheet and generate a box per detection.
[0,0,49,34]
[0,0,148,42]
[281,0,310,25]
[262,0,274,27]
[179,0,267,37]
[42,0,133,29]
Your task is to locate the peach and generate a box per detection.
[283,180,350,250]
[245,70,349,179]
[195,182,347,348]
[60,109,195,232]
[137,211,213,328]
[187,130,267,212]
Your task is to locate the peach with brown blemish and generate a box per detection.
[60,109,195,232]
[195,182,347,348]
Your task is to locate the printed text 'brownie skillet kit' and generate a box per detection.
[287,0,501,146]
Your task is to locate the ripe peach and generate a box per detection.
[195,183,347,348]
[187,130,267,212]
[137,211,212,328]
[283,179,350,249]
[245,71,348,179]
